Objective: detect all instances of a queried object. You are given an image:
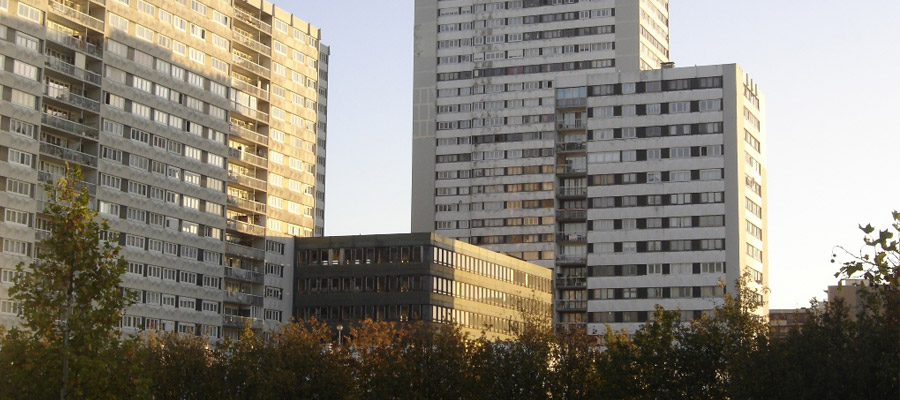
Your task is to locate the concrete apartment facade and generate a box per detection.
[293,233,554,340]
[411,0,768,333]
[0,0,328,340]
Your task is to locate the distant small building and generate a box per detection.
[293,233,553,340]
[769,308,810,339]
[828,279,870,320]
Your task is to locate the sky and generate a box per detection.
[284,1,900,309]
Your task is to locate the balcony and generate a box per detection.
[232,31,271,54]
[225,242,265,260]
[229,123,269,146]
[228,147,268,168]
[226,194,266,213]
[44,85,100,112]
[556,97,587,109]
[231,77,268,100]
[222,315,263,330]
[232,102,269,123]
[45,57,102,85]
[556,300,587,311]
[232,54,270,76]
[38,171,96,195]
[557,120,585,130]
[45,29,102,58]
[39,141,98,167]
[556,232,587,243]
[557,186,587,198]
[227,170,266,191]
[224,291,264,307]
[226,218,266,236]
[224,267,264,284]
[556,209,587,221]
[555,164,586,175]
[556,254,587,265]
[233,7,272,34]
[556,277,587,289]
[41,113,99,140]
[48,1,105,32]
[556,142,586,153]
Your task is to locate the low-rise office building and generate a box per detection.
[294,233,553,340]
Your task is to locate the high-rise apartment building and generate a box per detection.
[0,0,328,340]
[411,0,768,332]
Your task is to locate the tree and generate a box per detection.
[3,165,145,399]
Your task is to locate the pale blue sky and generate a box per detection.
[285,1,900,309]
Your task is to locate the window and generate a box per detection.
[4,209,30,226]
[670,101,690,114]
[98,201,119,217]
[12,60,38,80]
[6,179,31,197]
[17,3,41,23]
[14,31,39,51]
[10,90,36,109]
[700,99,722,112]
[8,149,32,167]
[10,119,35,138]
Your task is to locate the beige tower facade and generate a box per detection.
[0,0,328,340]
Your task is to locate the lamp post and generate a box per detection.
[336,324,343,346]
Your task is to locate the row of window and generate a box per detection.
[437,131,553,146]
[592,238,725,254]
[105,67,226,121]
[590,122,724,141]
[590,99,721,118]
[438,41,614,65]
[472,233,556,247]
[438,58,614,82]
[432,246,552,292]
[437,164,555,180]
[438,97,548,114]
[1,238,30,257]
[589,309,713,324]
[590,285,724,301]
[437,147,554,163]
[100,146,221,193]
[437,113,555,130]
[100,202,222,242]
[588,145,723,164]
[436,181,554,197]
[299,304,423,325]
[592,215,725,231]
[125,261,221,287]
[298,275,423,294]
[437,79,550,98]
[589,262,725,277]
[588,169,724,186]
[433,276,550,315]
[120,315,220,338]
[98,173,223,216]
[123,233,222,264]
[436,199,555,213]
[438,6,612,31]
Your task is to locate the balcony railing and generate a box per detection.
[231,54,270,76]
[35,230,52,242]
[45,28,102,58]
[556,254,587,265]
[556,277,587,288]
[556,142,586,153]
[228,147,268,168]
[226,194,267,213]
[224,267,264,283]
[557,120,585,130]
[229,123,269,146]
[223,315,263,329]
[556,232,587,242]
[555,164,586,174]
[233,7,272,34]
[224,291,264,307]
[41,113,99,140]
[45,57,102,85]
[557,187,587,197]
[44,85,100,112]
[49,1,105,32]
[39,141,98,167]
[227,170,267,191]
[556,209,587,221]
[225,242,265,260]
[556,300,587,311]
[556,97,587,108]
[231,102,269,123]
[226,218,266,236]
[231,77,269,99]
[38,171,96,195]
[232,31,271,54]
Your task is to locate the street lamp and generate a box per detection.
[336,324,343,346]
